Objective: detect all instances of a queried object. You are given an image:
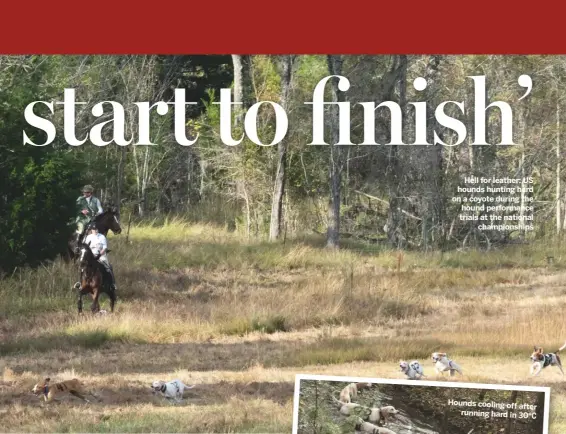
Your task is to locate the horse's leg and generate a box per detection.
[62,248,71,264]
[78,291,83,314]
[109,288,116,313]
[91,286,101,314]
[73,268,82,291]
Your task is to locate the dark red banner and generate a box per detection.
[2,1,564,54]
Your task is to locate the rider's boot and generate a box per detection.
[101,262,117,291]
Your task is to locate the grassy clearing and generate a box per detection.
[0,397,292,433]
[1,221,566,432]
[0,329,139,355]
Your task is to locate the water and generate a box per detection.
[299,380,544,434]
[370,390,440,434]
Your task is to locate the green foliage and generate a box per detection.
[2,54,566,266]
[297,381,343,434]
[0,57,85,271]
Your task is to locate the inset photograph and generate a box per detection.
[293,374,549,434]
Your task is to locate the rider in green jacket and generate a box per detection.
[75,185,103,244]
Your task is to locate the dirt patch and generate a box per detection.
[194,381,294,406]
[94,380,294,407]
[0,378,294,409]
[0,380,47,406]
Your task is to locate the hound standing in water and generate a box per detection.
[355,418,398,434]
[338,382,372,403]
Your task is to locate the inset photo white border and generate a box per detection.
[292,374,551,434]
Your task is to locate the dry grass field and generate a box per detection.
[1,219,566,432]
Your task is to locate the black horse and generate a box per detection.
[67,207,122,262]
[76,243,116,314]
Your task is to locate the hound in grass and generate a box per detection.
[32,377,98,403]
[151,379,195,402]
[399,360,425,380]
[530,341,566,376]
[431,352,463,376]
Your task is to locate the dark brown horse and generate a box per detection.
[76,243,116,314]
[67,207,122,262]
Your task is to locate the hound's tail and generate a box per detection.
[558,341,566,353]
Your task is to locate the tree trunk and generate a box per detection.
[116,147,126,217]
[269,55,295,241]
[199,159,207,200]
[242,183,251,240]
[387,55,408,248]
[231,54,243,126]
[519,108,528,237]
[326,55,344,249]
[556,102,562,234]
[231,54,253,126]
[231,54,254,230]
[520,147,526,236]
[187,148,193,206]
[423,55,444,249]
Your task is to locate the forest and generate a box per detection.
[1,54,564,270]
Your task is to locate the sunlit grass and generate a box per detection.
[2,220,566,432]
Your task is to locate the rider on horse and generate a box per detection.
[83,225,117,292]
[75,185,103,245]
